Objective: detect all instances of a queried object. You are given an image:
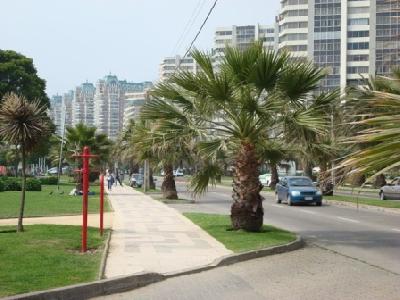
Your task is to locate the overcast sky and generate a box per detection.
[1,0,280,96]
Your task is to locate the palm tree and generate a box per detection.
[142,44,327,231]
[0,93,50,232]
[339,69,400,180]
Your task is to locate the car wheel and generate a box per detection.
[275,193,281,204]
[316,201,322,206]
[287,195,293,206]
[380,191,386,200]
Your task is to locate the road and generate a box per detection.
[170,183,400,275]
[95,180,400,299]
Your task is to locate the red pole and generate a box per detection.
[100,174,104,236]
[81,146,89,252]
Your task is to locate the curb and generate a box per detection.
[98,230,112,280]
[3,236,303,300]
[324,199,400,215]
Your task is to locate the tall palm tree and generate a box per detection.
[142,44,327,231]
[340,69,400,180]
[0,93,50,232]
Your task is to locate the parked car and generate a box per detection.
[379,177,400,200]
[47,167,58,175]
[259,174,272,186]
[275,176,322,206]
[130,174,143,188]
[174,169,184,176]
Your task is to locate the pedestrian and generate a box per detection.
[115,172,123,186]
[107,172,113,190]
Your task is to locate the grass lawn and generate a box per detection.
[0,183,111,219]
[326,195,400,209]
[0,225,107,297]
[184,213,296,253]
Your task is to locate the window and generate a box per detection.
[347,66,369,74]
[348,31,369,38]
[347,42,369,50]
[216,30,232,36]
[347,54,369,61]
[348,18,369,25]
[348,7,370,14]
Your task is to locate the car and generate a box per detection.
[259,174,272,186]
[129,173,143,188]
[275,176,323,206]
[379,177,400,200]
[47,167,58,175]
[174,169,184,176]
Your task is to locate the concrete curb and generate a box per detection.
[3,236,303,300]
[324,199,400,215]
[98,230,112,280]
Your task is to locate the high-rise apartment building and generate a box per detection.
[278,0,400,92]
[72,82,96,126]
[62,90,74,129]
[49,95,63,135]
[123,89,151,128]
[159,55,198,81]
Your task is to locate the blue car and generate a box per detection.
[275,176,322,206]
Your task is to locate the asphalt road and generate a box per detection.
[168,182,400,275]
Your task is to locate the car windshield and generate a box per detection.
[289,178,313,186]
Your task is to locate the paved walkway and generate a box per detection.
[104,185,232,278]
[0,213,113,227]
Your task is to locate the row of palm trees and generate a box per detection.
[118,43,400,232]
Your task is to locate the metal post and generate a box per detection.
[82,146,89,252]
[100,174,104,236]
[57,107,67,191]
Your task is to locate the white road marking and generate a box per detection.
[299,209,317,215]
[391,228,400,233]
[271,204,284,209]
[337,216,360,223]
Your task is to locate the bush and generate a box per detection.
[39,176,58,185]
[0,180,4,192]
[3,178,21,191]
[26,178,42,191]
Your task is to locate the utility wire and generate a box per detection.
[171,0,207,55]
[182,0,219,59]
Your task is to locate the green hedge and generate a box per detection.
[26,178,42,191]
[0,180,4,192]
[0,177,42,191]
[39,176,58,185]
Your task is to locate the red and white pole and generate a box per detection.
[100,174,104,236]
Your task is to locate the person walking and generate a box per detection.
[115,172,123,186]
[107,172,114,191]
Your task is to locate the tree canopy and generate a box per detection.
[0,50,49,107]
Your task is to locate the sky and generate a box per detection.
[0,0,280,96]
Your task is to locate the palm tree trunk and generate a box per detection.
[269,163,279,190]
[149,167,156,190]
[231,142,264,232]
[161,164,178,199]
[17,145,26,232]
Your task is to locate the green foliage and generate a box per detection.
[0,225,107,297]
[25,178,41,191]
[184,213,296,253]
[39,176,58,185]
[0,50,49,108]
[1,177,21,191]
[0,180,4,192]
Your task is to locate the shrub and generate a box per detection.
[3,178,21,191]
[39,176,58,185]
[0,180,4,192]
[26,178,42,191]
[89,171,100,183]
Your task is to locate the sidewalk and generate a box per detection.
[0,213,113,227]
[104,185,232,278]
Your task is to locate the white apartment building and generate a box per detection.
[123,89,152,128]
[94,75,124,140]
[159,55,198,81]
[72,82,95,126]
[62,90,74,129]
[278,0,400,92]
[49,95,63,136]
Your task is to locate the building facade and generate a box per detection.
[72,82,96,126]
[159,55,198,81]
[49,95,63,135]
[278,0,400,91]
[123,89,151,128]
[62,90,74,129]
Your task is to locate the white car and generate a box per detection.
[259,173,272,186]
[48,167,58,175]
[174,169,184,176]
